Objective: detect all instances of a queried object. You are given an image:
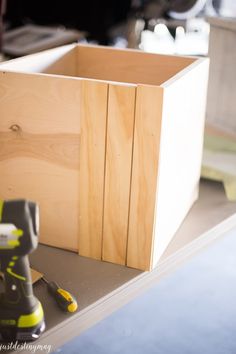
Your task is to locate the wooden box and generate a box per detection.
[0,44,209,270]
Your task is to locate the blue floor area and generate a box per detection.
[56,227,236,354]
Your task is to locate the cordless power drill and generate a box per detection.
[0,199,45,342]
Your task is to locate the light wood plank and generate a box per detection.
[78,80,108,260]
[127,85,163,271]
[102,84,136,265]
[0,71,81,251]
[0,71,81,134]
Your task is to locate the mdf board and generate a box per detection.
[206,17,236,135]
[0,44,209,270]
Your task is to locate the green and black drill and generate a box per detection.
[0,199,45,342]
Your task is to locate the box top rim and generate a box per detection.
[0,43,208,87]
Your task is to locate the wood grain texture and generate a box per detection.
[77,44,195,86]
[0,71,81,251]
[0,131,79,169]
[102,84,136,265]
[78,80,108,260]
[0,71,81,134]
[127,85,163,271]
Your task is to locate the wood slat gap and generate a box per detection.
[125,86,138,266]
[101,84,110,259]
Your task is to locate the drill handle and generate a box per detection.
[4,256,36,308]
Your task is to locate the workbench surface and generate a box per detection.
[29,179,236,352]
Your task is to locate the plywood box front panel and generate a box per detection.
[0,71,81,251]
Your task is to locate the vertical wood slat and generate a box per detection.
[102,84,136,265]
[78,80,108,260]
[127,85,164,271]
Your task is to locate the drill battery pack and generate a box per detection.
[0,301,45,342]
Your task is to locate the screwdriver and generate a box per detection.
[41,277,78,313]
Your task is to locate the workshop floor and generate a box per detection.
[55,226,236,354]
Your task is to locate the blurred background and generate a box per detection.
[0,0,236,57]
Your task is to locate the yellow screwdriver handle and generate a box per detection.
[57,288,78,313]
[47,281,78,313]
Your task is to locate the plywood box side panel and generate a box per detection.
[0,44,77,76]
[152,59,209,268]
[76,44,195,86]
[102,84,136,265]
[127,85,164,271]
[78,80,108,260]
[0,71,81,134]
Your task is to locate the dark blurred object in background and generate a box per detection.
[3,0,236,47]
[5,0,132,44]
[3,0,215,44]
[0,0,6,54]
